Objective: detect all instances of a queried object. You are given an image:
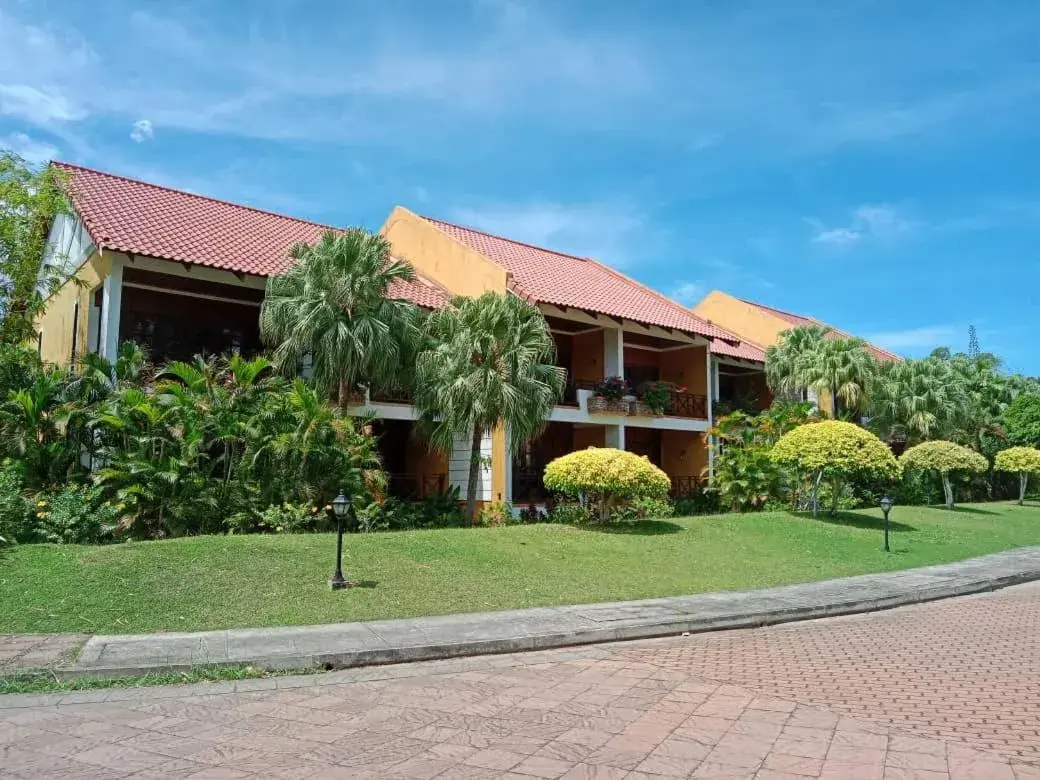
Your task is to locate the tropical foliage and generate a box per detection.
[899,441,988,509]
[709,402,817,511]
[994,446,1040,505]
[0,153,71,346]
[1003,393,1040,448]
[868,357,968,443]
[0,345,382,542]
[260,228,423,406]
[414,292,565,521]
[766,326,876,416]
[543,447,670,522]
[771,420,900,515]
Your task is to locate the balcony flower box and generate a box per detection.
[628,400,657,416]
[588,396,629,415]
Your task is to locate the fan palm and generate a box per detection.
[766,326,876,416]
[259,228,423,406]
[868,357,968,443]
[765,325,828,400]
[414,293,566,522]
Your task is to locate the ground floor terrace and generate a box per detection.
[512,420,709,505]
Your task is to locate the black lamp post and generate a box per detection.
[880,495,893,553]
[329,490,350,590]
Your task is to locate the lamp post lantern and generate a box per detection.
[880,495,893,553]
[329,490,350,589]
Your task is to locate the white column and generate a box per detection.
[99,257,124,362]
[706,349,715,480]
[603,327,623,378]
[604,424,625,451]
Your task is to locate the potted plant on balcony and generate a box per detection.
[588,375,630,414]
[632,380,672,416]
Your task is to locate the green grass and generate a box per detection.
[3,502,1040,636]
[0,665,319,695]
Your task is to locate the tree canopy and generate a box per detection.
[994,446,1040,505]
[868,357,968,443]
[899,440,987,509]
[1004,394,1040,448]
[543,447,670,522]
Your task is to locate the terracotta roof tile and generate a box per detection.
[738,297,902,363]
[710,337,766,362]
[421,215,736,341]
[52,162,448,310]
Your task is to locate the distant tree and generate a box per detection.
[1004,393,1040,448]
[994,446,1040,505]
[0,153,71,345]
[899,441,988,509]
[967,325,980,359]
[868,357,969,443]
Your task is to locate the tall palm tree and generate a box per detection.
[766,326,876,416]
[765,325,828,401]
[868,357,969,443]
[259,228,423,406]
[414,293,566,522]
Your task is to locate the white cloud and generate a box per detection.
[670,281,705,306]
[0,132,58,164]
[866,325,958,352]
[451,201,644,267]
[130,119,154,143]
[0,84,84,125]
[812,203,915,247]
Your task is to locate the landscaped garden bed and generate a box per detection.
[3,502,1040,635]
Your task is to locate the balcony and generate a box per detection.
[669,475,702,499]
[665,390,708,419]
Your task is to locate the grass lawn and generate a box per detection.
[3,502,1040,635]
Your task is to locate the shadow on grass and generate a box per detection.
[795,511,917,532]
[937,505,1003,516]
[579,520,685,536]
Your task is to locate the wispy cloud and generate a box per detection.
[811,203,916,246]
[1,132,58,164]
[450,201,645,267]
[669,281,705,306]
[129,119,153,143]
[866,324,958,352]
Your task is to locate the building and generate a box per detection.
[36,163,763,507]
[693,289,901,414]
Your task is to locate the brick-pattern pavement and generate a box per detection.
[621,582,1040,766]
[0,634,85,674]
[2,584,1039,779]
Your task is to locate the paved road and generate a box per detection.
[2,583,1039,779]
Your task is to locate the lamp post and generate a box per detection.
[880,495,893,553]
[329,490,350,590]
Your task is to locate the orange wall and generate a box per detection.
[661,430,708,479]
[660,345,707,396]
[572,425,606,450]
[570,329,604,383]
[623,346,659,368]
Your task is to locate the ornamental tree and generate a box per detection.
[543,447,670,522]
[770,420,900,516]
[899,440,988,509]
[994,446,1040,505]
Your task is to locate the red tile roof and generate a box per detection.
[421,215,738,342]
[710,337,766,363]
[52,162,448,310]
[737,297,902,363]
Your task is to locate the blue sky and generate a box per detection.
[3,0,1039,372]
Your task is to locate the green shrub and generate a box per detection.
[241,503,328,534]
[546,501,591,525]
[478,500,512,527]
[899,441,988,509]
[771,420,901,516]
[615,497,674,521]
[0,462,30,545]
[544,447,670,522]
[32,484,121,544]
[673,491,720,516]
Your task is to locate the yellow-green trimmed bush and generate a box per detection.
[899,441,987,509]
[994,446,1040,505]
[771,420,900,515]
[543,447,670,522]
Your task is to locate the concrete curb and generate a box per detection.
[40,546,1040,679]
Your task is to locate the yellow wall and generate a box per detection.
[661,430,708,480]
[660,345,708,397]
[381,206,509,297]
[693,291,782,352]
[36,252,110,366]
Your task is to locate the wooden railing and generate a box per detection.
[370,388,413,404]
[666,391,708,419]
[670,475,701,499]
[386,472,447,499]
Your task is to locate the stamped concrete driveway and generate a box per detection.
[2,583,1039,779]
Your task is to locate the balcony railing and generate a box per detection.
[386,472,447,499]
[670,475,701,499]
[559,379,599,407]
[370,388,413,404]
[666,391,708,419]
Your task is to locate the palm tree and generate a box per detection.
[765,325,828,401]
[868,357,968,443]
[259,228,423,406]
[414,293,566,522]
